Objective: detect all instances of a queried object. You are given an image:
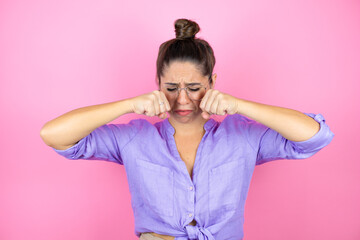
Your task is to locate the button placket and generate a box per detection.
[187,185,195,220]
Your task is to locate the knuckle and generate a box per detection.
[145,99,152,106]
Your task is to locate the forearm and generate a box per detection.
[40,98,133,148]
[236,98,320,142]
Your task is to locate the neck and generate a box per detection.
[168,116,208,137]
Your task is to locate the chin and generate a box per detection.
[172,114,192,122]
[170,112,201,123]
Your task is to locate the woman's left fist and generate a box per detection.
[199,89,239,119]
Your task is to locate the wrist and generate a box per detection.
[118,98,135,114]
[235,98,245,115]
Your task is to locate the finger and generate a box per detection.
[157,113,165,119]
[204,90,219,113]
[153,99,160,115]
[217,103,227,115]
[159,91,171,112]
[201,111,210,119]
[158,92,167,113]
[153,91,165,114]
[150,93,160,115]
[159,89,171,112]
[199,89,212,110]
[210,96,220,115]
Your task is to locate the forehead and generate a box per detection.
[161,60,207,84]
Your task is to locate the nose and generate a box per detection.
[176,88,191,104]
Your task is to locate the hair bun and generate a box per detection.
[174,18,200,40]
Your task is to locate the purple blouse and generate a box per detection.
[52,113,334,240]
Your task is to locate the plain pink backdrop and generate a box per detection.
[0,0,358,239]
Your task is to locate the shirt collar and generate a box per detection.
[162,117,217,136]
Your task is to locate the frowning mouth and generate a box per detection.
[174,110,193,116]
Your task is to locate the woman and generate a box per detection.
[40,19,334,240]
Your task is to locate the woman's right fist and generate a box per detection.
[129,91,171,119]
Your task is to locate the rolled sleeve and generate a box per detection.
[244,112,335,165]
[52,135,88,160]
[290,113,335,153]
[51,120,141,165]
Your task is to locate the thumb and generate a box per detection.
[201,111,210,119]
[158,112,167,119]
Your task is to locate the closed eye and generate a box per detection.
[166,88,177,92]
[188,88,200,92]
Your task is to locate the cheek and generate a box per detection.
[194,103,201,112]
[168,99,175,107]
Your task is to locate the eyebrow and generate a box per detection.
[164,83,202,86]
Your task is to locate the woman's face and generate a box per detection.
[159,60,216,124]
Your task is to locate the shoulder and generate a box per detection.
[221,114,254,127]
[208,114,248,137]
[213,114,264,137]
[109,118,154,128]
[102,118,156,136]
[128,118,154,127]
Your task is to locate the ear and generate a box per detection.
[210,73,217,88]
[157,77,161,90]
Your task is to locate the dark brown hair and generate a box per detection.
[156,18,216,86]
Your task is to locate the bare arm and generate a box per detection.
[40,99,134,150]
[200,90,320,142]
[235,98,320,142]
[40,90,171,151]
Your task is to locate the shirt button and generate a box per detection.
[188,213,193,218]
[189,186,193,191]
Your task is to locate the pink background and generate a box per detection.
[0,0,359,239]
